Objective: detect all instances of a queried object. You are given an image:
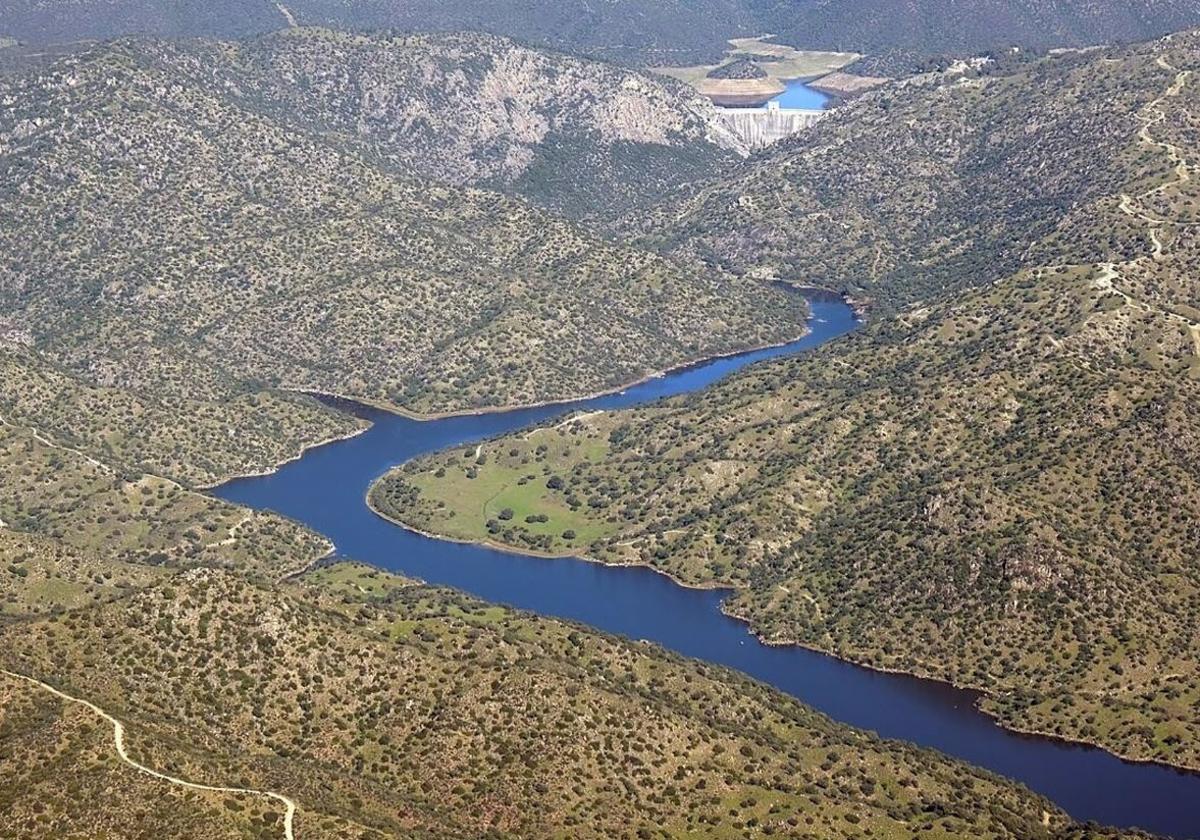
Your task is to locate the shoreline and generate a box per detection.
[194,424,371,491]
[276,543,338,584]
[716,599,1200,776]
[290,323,815,424]
[367,488,1200,779]
[364,490,735,594]
[199,281,1200,819]
[202,312,819,492]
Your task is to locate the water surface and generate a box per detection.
[763,77,830,110]
[215,297,1200,838]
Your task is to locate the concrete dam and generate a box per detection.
[714,103,824,150]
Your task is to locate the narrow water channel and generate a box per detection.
[214,297,1200,839]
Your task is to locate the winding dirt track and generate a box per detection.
[0,668,297,839]
[1110,53,1200,356]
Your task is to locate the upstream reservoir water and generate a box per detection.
[214,297,1200,839]
[763,77,830,110]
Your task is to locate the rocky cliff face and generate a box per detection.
[153,28,746,215]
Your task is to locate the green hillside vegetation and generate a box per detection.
[0,406,333,579]
[166,28,745,216]
[1,669,287,839]
[0,0,760,65]
[373,33,1200,769]
[0,14,1197,840]
[708,57,769,80]
[0,530,165,617]
[6,0,1200,71]
[1,345,364,487]
[0,261,1142,840]
[0,37,807,425]
[772,0,1200,74]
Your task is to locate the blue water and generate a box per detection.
[214,297,1200,839]
[763,77,830,110]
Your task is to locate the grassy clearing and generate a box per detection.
[384,419,623,554]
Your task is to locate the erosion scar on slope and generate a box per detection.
[0,668,298,840]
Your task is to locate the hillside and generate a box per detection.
[0,385,1137,838]
[0,409,334,580]
[6,0,1200,69]
[0,343,364,487]
[626,42,1174,312]
[0,9,1196,837]
[6,557,1130,839]
[0,0,757,64]
[2,662,283,839]
[770,0,1200,73]
[156,28,745,216]
[373,32,1200,769]
[0,0,281,46]
[0,36,806,436]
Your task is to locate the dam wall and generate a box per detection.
[714,105,824,150]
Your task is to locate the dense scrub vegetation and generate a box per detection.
[6,0,1200,71]
[1,13,1198,838]
[0,0,760,65]
[707,57,769,80]
[0,270,1146,839]
[773,0,1200,75]
[0,35,807,424]
[0,345,363,487]
[0,554,1145,839]
[0,670,285,838]
[0,417,332,579]
[376,33,1200,769]
[0,406,1137,837]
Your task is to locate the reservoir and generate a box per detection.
[763,77,830,109]
[214,296,1200,839]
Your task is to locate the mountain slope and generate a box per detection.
[0,343,363,487]
[769,0,1200,72]
[1,663,287,840]
[0,542,1142,839]
[374,32,1200,769]
[6,0,1200,69]
[0,0,282,45]
[155,28,744,216]
[0,37,805,432]
[625,43,1172,312]
[0,0,757,64]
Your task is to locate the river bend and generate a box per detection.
[214,298,1200,838]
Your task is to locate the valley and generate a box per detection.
[0,32,807,430]
[230,298,1196,838]
[2,4,1200,839]
[378,32,1200,785]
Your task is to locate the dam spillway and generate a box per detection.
[715,104,824,149]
